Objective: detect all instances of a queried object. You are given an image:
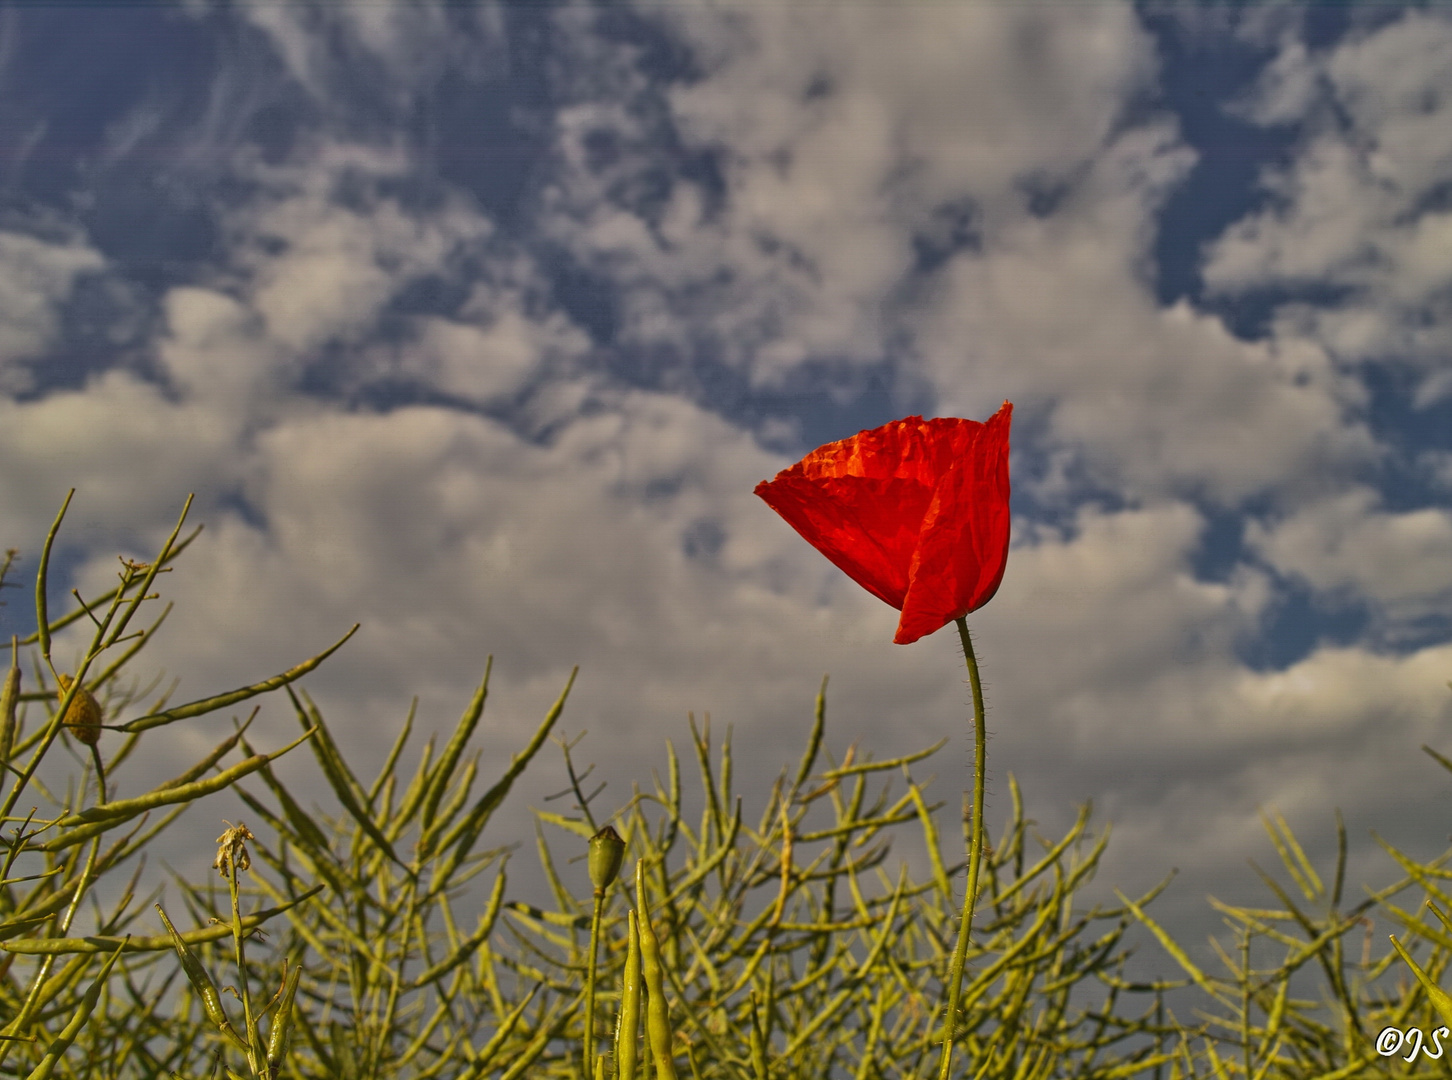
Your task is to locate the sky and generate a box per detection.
[1,0,1451,1006]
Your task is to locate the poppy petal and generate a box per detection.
[753,474,934,608]
[894,403,1011,643]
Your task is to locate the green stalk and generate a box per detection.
[937,616,989,1080]
[585,886,607,1078]
[227,845,261,1075]
[1,833,103,1056]
[585,825,624,1080]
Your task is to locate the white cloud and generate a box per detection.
[1247,487,1452,639]
[1231,642,1452,741]
[384,275,592,405]
[916,122,1378,507]
[227,143,492,353]
[1421,450,1452,492]
[0,369,245,538]
[660,1,1154,199]
[1226,36,1320,124]
[156,136,568,415]
[1205,10,1452,400]
[160,286,280,408]
[235,0,506,117]
[996,502,1268,695]
[402,310,567,404]
[0,229,105,386]
[547,1,1383,518]
[544,0,1157,388]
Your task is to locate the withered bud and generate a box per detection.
[56,673,102,747]
[214,821,256,878]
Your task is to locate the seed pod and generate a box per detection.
[266,961,303,1076]
[56,673,102,746]
[615,909,642,1080]
[156,904,231,1033]
[589,824,626,894]
[748,990,769,1080]
[635,859,679,1080]
[0,640,19,767]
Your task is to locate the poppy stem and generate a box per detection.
[937,615,988,1080]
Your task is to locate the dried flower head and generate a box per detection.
[214,821,256,877]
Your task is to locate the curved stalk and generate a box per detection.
[937,616,989,1080]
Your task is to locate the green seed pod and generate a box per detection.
[156,904,230,1033]
[589,824,626,895]
[0,641,19,768]
[749,990,768,1080]
[616,909,642,1080]
[635,859,678,1080]
[56,673,102,746]
[266,961,303,1076]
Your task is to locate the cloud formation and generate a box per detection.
[1208,10,1452,405]
[0,0,1448,982]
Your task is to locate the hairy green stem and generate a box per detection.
[937,616,988,1080]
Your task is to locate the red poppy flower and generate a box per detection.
[755,401,1011,645]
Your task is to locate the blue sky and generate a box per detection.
[2,0,1451,987]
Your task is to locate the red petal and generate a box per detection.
[753,473,931,608]
[894,403,1011,643]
